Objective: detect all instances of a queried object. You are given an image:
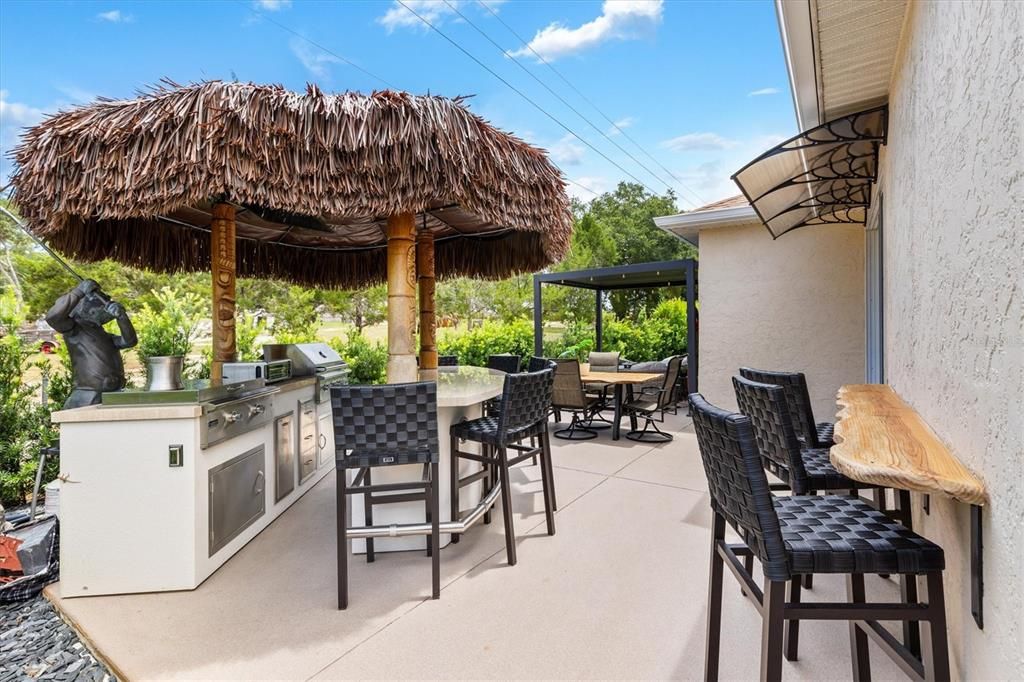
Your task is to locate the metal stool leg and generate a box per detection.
[785,576,802,661]
[704,514,726,681]
[497,447,517,566]
[847,573,872,681]
[430,462,441,599]
[449,435,461,544]
[921,572,950,682]
[759,579,786,681]
[336,469,349,610]
[364,468,375,563]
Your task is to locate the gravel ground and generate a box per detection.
[0,595,116,681]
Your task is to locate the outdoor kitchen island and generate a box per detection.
[51,374,335,598]
[51,364,505,597]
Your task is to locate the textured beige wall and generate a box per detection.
[876,2,1023,678]
[697,223,865,419]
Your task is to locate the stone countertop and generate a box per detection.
[419,366,505,408]
[51,377,317,424]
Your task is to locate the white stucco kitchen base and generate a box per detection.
[53,379,333,598]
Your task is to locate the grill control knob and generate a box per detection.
[248,404,266,418]
[223,411,242,424]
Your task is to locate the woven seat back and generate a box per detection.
[689,393,790,580]
[497,367,554,436]
[587,351,620,372]
[332,382,439,462]
[739,367,818,447]
[551,359,588,409]
[732,376,808,490]
[438,355,459,366]
[657,355,684,409]
[527,356,555,372]
[487,354,522,374]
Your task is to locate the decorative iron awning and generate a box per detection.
[732,106,888,238]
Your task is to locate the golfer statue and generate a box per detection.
[46,279,137,409]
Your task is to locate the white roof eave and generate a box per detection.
[654,205,760,247]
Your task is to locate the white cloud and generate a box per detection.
[289,39,341,79]
[254,0,291,9]
[509,0,663,62]
[55,85,96,104]
[607,116,634,136]
[566,175,610,203]
[97,10,133,23]
[660,132,737,152]
[379,0,459,32]
[748,87,780,97]
[0,91,46,128]
[549,134,585,166]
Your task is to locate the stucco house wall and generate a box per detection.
[696,222,865,417]
[874,1,1023,677]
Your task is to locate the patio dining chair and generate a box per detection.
[438,355,459,366]
[551,359,604,440]
[331,382,440,610]
[449,367,556,565]
[738,367,834,447]
[487,354,522,374]
[688,393,950,681]
[621,355,683,442]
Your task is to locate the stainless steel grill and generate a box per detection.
[264,343,349,402]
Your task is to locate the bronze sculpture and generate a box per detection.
[46,280,137,409]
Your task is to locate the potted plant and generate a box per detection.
[134,287,202,390]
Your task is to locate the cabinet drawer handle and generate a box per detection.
[319,434,327,448]
[254,470,265,495]
[303,434,313,441]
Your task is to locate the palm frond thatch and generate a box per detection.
[9,81,572,288]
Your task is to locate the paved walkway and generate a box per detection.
[46,411,906,680]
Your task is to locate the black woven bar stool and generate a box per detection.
[449,367,555,565]
[331,382,440,610]
[739,367,834,447]
[689,393,950,682]
[438,354,459,366]
[487,353,522,374]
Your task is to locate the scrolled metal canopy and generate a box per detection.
[732,106,888,238]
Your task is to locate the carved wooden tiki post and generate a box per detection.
[417,231,437,370]
[386,213,418,382]
[210,202,237,382]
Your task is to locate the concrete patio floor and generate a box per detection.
[46,410,907,680]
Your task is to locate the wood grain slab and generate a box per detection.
[579,364,663,384]
[831,384,988,506]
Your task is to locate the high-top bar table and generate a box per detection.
[579,364,663,440]
[831,384,989,627]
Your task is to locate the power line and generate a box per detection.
[476,0,709,209]
[250,3,397,90]
[440,0,698,209]
[394,0,666,199]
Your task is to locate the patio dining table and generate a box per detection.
[579,364,664,440]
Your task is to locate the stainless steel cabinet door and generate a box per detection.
[209,446,266,556]
[275,413,295,502]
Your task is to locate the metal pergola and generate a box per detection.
[533,259,698,395]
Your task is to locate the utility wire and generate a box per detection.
[440,0,697,209]
[395,0,666,199]
[250,3,397,90]
[476,0,709,209]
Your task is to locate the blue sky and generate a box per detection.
[0,0,795,210]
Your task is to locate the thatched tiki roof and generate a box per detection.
[9,81,572,288]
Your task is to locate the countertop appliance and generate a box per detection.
[102,378,278,448]
[221,359,292,384]
[263,343,349,403]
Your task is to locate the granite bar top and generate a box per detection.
[419,366,505,408]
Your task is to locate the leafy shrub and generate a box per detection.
[194,312,267,380]
[0,293,57,506]
[328,330,387,385]
[437,319,533,367]
[539,300,688,362]
[134,286,203,363]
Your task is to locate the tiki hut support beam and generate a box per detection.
[417,231,437,370]
[387,213,418,382]
[210,202,237,381]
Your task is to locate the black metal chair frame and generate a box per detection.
[551,359,604,440]
[450,368,556,566]
[331,382,440,610]
[623,355,683,443]
[689,394,950,682]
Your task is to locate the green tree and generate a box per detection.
[586,182,695,319]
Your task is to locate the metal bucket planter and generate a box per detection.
[145,356,185,391]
